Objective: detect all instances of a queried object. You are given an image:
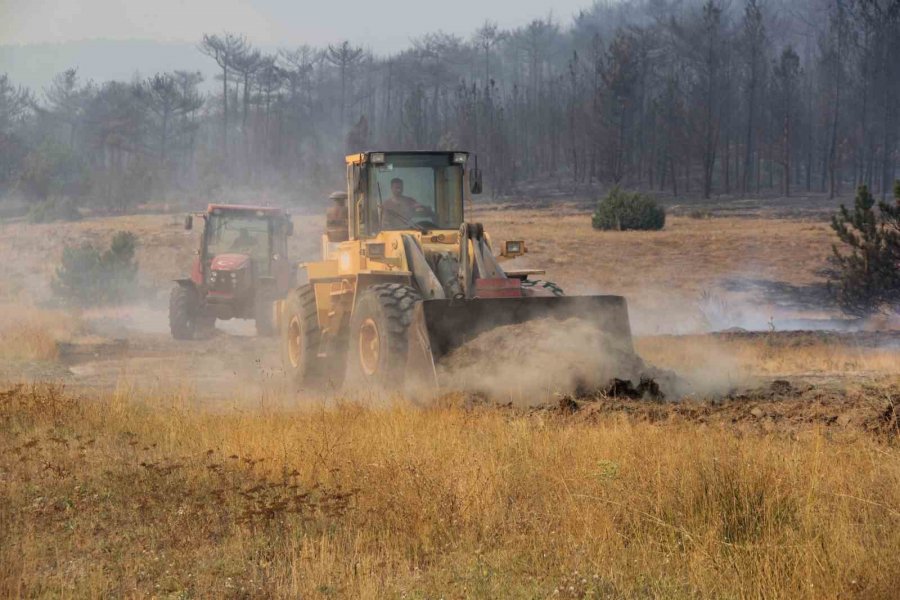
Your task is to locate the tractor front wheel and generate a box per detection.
[169,284,200,340]
[348,283,421,389]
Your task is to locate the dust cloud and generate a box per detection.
[436,318,672,404]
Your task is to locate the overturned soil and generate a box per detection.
[528,379,899,440]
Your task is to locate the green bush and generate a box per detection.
[27,197,82,223]
[828,182,900,316]
[52,231,139,306]
[592,187,666,231]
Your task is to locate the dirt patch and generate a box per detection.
[541,378,900,440]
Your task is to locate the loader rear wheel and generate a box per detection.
[349,283,421,389]
[169,284,200,340]
[281,285,328,389]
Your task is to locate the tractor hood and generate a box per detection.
[210,253,251,271]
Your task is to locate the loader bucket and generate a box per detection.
[409,295,635,369]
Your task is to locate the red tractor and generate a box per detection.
[170,204,295,339]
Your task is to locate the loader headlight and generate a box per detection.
[452,152,467,164]
[502,240,526,257]
[370,152,385,164]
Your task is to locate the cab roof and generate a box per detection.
[207,204,287,215]
[345,150,468,164]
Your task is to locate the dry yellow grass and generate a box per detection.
[0,304,84,361]
[473,208,834,295]
[2,385,899,599]
[474,207,837,332]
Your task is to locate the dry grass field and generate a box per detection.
[1,199,900,598]
[2,384,899,599]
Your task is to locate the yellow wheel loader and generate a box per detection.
[278,151,635,391]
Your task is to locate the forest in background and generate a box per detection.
[0,0,898,213]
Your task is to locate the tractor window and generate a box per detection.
[367,154,464,233]
[206,213,272,268]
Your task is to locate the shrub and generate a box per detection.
[592,187,666,231]
[828,182,900,317]
[52,231,139,306]
[27,197,82,223]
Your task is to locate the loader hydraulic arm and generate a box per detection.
[458,222,507,299]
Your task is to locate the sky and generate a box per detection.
[1,0,594,52]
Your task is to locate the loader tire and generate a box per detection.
[169,284,200,340]
[281,285,328,389]
[349,283,421,389]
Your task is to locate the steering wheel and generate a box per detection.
[411,215,440,229]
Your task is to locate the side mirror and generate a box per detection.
[184,215,193,230]
[285,219,294,236]
[470,168,483,195]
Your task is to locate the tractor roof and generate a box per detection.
[206,204,287,216]
[345,150,468,164]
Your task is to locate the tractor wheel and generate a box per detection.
[169,284,200,340]
[281,285,326,389]
[348,283,421,389]
[254,294,276,336]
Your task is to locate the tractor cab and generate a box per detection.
[189,205,293,280]
[169,204,294,339]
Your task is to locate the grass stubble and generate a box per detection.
[1,383,899,599]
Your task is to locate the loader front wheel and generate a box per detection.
[281,285,325,389]
[349,283,421,389]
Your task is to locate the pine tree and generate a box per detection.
[829,182,900,316]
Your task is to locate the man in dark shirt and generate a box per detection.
[382,178,436,229]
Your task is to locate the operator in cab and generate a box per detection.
[382,177,436,229]
[230,228,257,252]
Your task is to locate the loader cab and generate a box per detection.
[347,151,481,239]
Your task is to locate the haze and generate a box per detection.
[1,0,588,50]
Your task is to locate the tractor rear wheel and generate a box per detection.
[169,284,200,340]
[281,285,327,389]
[348,283,421,389]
